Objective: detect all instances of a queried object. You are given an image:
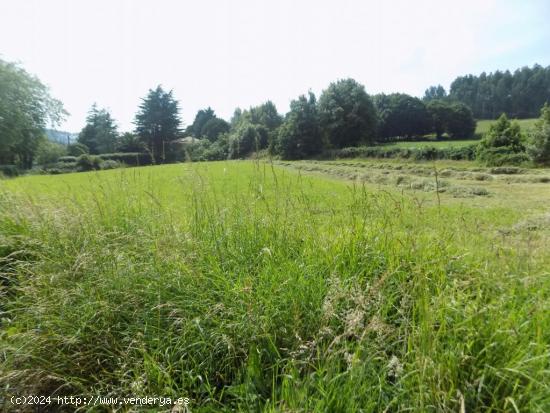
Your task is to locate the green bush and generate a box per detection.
[477,146,530,166]
[76,154,102,171]
[58,156,77,163]
[0,165,19,177]
[67,143,89,156]
[333,144,477,161]
[98,152,153,166]
[42,162,78,175]
[411,147,437,161]
[36,140,67,166]
[477,114,527,165]
[100,160,121,170]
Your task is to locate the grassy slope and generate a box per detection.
[476,118,537,135]
[1,161,549,412]
[375,118,537,150]
[376,140,478,149]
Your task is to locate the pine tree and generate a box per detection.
[78,104,118,154]
[134,86,182,162]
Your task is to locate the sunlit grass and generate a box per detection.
[1,161,549,412]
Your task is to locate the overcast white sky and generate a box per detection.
[1,0,549,132]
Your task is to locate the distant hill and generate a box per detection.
[46,129,78,145]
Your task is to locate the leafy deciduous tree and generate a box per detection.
[189,107,215,138]
[277,92,322,159]
[426,100,476,139]
[318,78,377,148]
[374,93,432,140]
[0,59,66,168]
[201,117,230,142]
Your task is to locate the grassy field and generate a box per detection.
[476,118,538,135]
[375,118,537,150]
[1,160,550,412]
[376,139,478,149]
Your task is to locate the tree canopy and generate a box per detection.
[437,64,550,119]
[0,59,66,168]
[426,100,476,139]
[77,104,118,154]
[423,85,447,101]
[277,92,323,159]
[188,107,216,138]
[374,93,432,140]
[188,108,229,141]
[134,86,182,162]
[318,78,377,148]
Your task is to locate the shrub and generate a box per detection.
[67,143,89,156]
[333,144,477,161]
[58,156,77,163]
[477,114,527,166]
[100,160,121,170]
[184,140,213,162]
[76,154,102,171]
[230,123,269,158]
[477,147,530,166]
[97,153,153,166]
[0,165,19,177]
[36,140,67,166]
[411,147,437,161]
[42,162,78,175]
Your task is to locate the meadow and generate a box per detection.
[1,159,549,412]
[375,140,478,149]
[475,118,537,136]
[375,118,537,151]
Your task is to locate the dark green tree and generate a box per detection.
[189,107,215,137]
[277,92,322,159]
[134,86,182,162]
[423,85,447,101]
[230,123,268,158]
[426,100,451,139]
[446,102,476,138]
[77,104,118,154]
[0,59,66,168]
[449,64,550,118]
[318,78,377,148]
[201,117,230,142]
[373,93,432,140]
[231,101,283,149]
[426,100,476,139]
[247,101,283,131]
[116,132,145,152]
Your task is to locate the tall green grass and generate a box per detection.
[1,161,549,411]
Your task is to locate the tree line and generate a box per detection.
[425,64,550,119]
[2,57,550,172]
[71,79,478,162]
